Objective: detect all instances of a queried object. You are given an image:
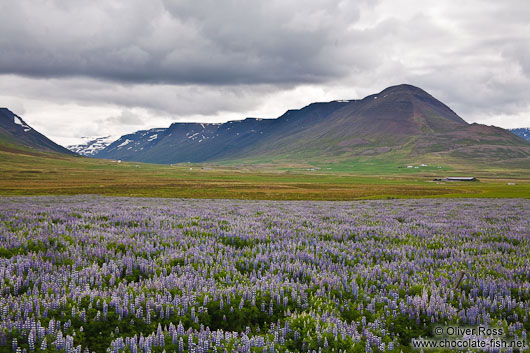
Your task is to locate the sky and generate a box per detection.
[1,0,529,146]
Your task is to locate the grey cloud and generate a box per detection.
[0,0,367,85]
[104,110,144,126]
[502,42,530,79]
[0,75,271,117]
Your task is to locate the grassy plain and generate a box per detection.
[1,144,529,200]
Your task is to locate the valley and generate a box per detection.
[1,146,529,199]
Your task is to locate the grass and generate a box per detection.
[1,146,530,200]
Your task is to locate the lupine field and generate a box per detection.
[0,196,529,353]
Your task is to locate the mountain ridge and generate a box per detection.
[94,84,530,166]
[4,84,530,167]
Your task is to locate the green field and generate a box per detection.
[1,145,530,200]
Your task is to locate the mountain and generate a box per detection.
[0,108,74,155]
[95,84,530,166]
[510,128,530,142]
[67,135,119,156]
[97,101,347,163]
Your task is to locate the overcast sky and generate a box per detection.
[1,0,529,146]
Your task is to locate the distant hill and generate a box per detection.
[67,136,119,156]
[0,108,74,155]
[95,84,530,166]
[510,128,530,142]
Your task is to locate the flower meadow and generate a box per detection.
[0,196,529,353]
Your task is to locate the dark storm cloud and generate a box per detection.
[0,0,366,85]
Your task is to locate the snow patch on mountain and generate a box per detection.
[13,115,32,132]
[117,139,133,148]
[67,135,119,156]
